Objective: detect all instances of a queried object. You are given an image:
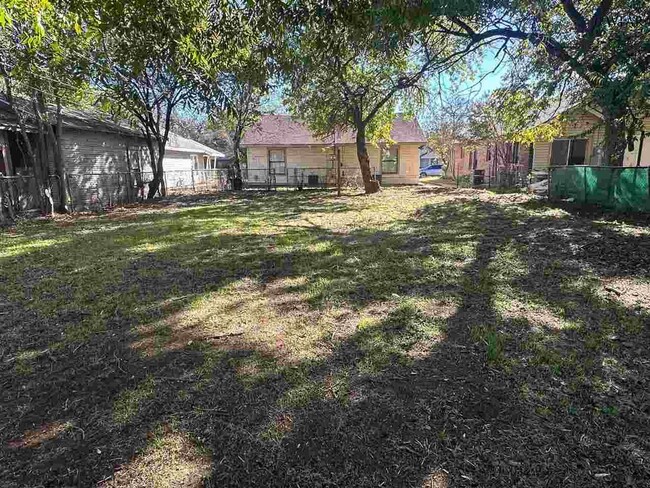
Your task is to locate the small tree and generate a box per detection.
[0,0,92,212]
[92,0,209,199]
[425,94,472,181]
[208,73,263,184]
[277,2,468,194]
[468,89,562,182]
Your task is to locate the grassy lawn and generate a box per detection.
[1,186,649,487]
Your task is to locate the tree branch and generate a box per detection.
[559,0,587,33]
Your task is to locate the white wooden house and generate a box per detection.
[241,115,427,187]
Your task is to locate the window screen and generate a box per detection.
[551,140,570,166]
[568,139,587,165]
[551,139,587,166]
[381,146,398,174]
[269,149,286,175]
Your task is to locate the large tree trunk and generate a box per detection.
[48,98,69,212]
[232,128,243,179]
[147,141,167,199]
[355,124,380,194]
[145,139,159,199]
[602,111,627,166]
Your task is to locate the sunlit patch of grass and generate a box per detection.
[274,359,351,408]
[101,423,211,488]
[279,380,324,408]
[131,277,344,364]
[497,298,577,331]
[487,241,528,281]
[421,469,449,488]
[229,353,280,388]
[355,301,444,374]
[113,376,156,424]
[0,236,69,259]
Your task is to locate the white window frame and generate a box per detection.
[268,148,287,175]
[381,145,399,174]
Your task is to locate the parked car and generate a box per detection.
[419,164,443,177]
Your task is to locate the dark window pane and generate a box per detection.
[551,139,570,165]
[568,139,587,165]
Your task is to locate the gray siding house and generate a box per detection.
[0,98,150,209]
[0,98,223,210]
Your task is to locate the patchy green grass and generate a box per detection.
[113,376,156,424]
[2,187,650,487]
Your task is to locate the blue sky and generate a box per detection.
[181,50,509,123]
[260,50,509,118]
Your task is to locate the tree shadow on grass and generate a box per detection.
[1,190,649,487]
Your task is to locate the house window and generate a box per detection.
[269,148,287,175]
[381,146,399,174]
[551,139,588,166]
[191,155,199,170]
[486,145,492,161]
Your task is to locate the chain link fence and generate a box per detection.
[1,166,358,217]
[0,168,231,215]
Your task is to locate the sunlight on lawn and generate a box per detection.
[2,187,649,487]
[100,424,211,488]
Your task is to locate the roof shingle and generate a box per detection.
[242,114,426,146]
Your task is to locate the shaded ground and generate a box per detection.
[1,186,649,487]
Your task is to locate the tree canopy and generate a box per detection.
[428,0,650,165]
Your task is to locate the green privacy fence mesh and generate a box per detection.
[549,166,650,212]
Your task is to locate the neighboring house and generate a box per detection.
[419,146,438,168]
[241,114,427,186]
[0,97,220,209]
[531,106,650,171]
[449,141,531,182]
[163,132,225,189]
[0,97,150,208]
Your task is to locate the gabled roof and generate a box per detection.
[0,95,142,137]
[241,114,427,146]
[532,99,603,127]
[166,132,225,157]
